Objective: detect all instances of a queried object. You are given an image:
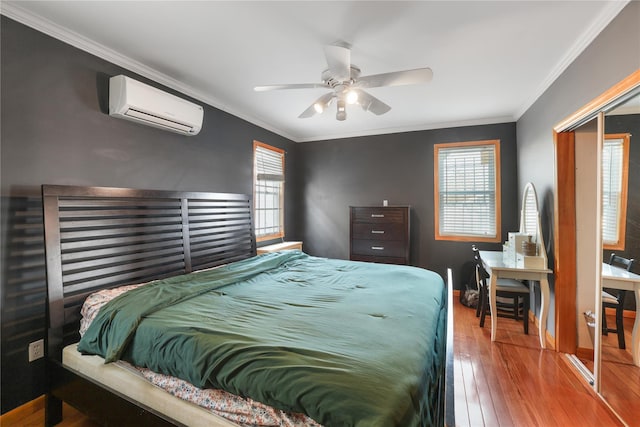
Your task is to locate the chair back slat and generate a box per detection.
[604,253,631,349]
[472,245,490,281]
[609,253,634,271]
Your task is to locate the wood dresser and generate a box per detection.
[349,206,410,265]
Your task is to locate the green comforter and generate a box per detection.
[78,251,446,426]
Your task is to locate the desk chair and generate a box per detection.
[473,246,530,334]
[602,253,634,349]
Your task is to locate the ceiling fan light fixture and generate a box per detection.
[313,95,333,114]
[255,43,431,121]
[336,99,347,121]
[346,89,358,105]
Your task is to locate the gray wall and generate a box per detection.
[297,123,519,282]
[0,15,519,412]
[3,0,636,414]
[516,1,640,337]
[0,16,299,413]
[517,1,640,195]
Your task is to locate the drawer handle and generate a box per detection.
[371,214,385,218]
[371,246,385,251]
[371,230,385,234]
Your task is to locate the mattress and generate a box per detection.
[77,251,447,426]
[62,344,238,427]
[76,267,321,427]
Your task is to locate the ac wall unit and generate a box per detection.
[109,75,204,136]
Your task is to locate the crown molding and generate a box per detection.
[0,2,296,141]
[296,115,516,143]
[0,3,514,144]
[514,0,630,120]
[1,1,625,143]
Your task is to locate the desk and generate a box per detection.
[601,263,640,366]
[480,250,552,348]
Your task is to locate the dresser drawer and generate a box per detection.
[351,207,406,224]
[350,254,408,265]
[351,222,406,241]
[351,239,407,258]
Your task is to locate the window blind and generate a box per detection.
[602,137,624,246]
[256,145,285,182]
[254,143,284,240]
[437,143,498,239]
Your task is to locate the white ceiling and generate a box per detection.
[2,1,629,142]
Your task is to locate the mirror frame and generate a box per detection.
[553,69,640,355]
[520,182,548,268]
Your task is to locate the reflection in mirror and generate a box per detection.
[521,184,540,241]
[602,133,630,251]
[519,182,547,268]
[600,89,640,424]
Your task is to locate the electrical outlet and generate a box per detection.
[28,339,44,362]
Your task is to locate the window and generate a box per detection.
[253,141,285,241]
[434,140,501,242]
[602,133,630,250]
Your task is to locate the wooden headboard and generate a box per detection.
[42,185,255,362]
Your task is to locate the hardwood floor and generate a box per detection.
[453,298,623,427]
[0,396,99,427]
[579,314,639,426]
[2,299,625,427]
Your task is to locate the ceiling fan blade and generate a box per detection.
[324,44,351,81]
[254,83,327,92]
[356,67,433,88]
[298,92,334,118]
[355,89,391,115]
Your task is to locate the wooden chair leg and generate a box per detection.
[513,296,520,321]
[479,290,488,328]
[475,286,483,318]
[616,304,626,349]
[602,307,609,335]
[523,294,530,335]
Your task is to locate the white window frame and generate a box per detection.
[253,141,285,242]
[602,133,630,250]
[434,139,501,242]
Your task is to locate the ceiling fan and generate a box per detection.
[254,42,433,121]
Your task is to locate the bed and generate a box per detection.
[42,184,455,426]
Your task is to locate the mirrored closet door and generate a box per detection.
[599,91,640,423]
[554,70,640,427]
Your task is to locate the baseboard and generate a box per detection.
[453,289,460,297]
[545,328,556,350]
[529,311,556,350]
[0,395,44,424]
[604,306,636,319]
